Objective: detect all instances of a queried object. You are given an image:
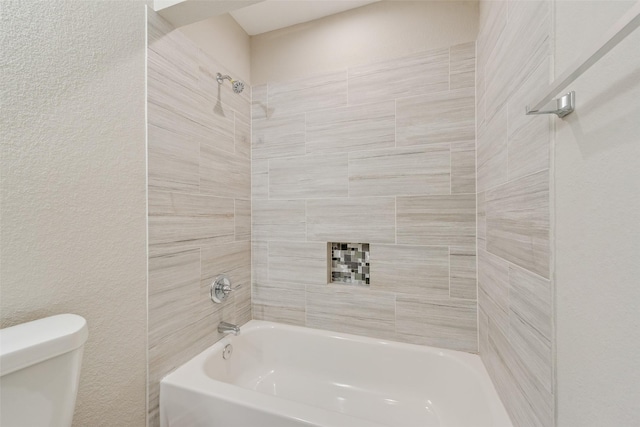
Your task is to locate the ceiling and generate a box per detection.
[230,0,381,36]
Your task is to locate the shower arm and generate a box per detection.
[216,73,233,84]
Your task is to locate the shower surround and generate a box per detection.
[147,11,252,425]
[476,1,554,426]
[251,42,478,352]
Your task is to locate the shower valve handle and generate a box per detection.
[211,275,233,303]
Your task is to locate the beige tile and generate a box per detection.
[450,245,477,300]
[370,244,449,297]
[507,59,551,181]
[478,249,510,336]
[148,191,234,251]
[234,199,250,241]
[478,191,487,250]
[477,105,508,192]
[147,7,174,47]
[269,154,348,199]
[200,241,251,292]
[306,286,396,340]
[148,69,235,155]
[252,282,306,326]
[251,159,269,200]
[235,281,252,325]
[306,197,396,243]
[200,143,250,199]
[268,70,348,117]
[251,84,269,120]
[396,295,477,352]
[348,145,450,197]
[306,101,395,154]
[477,0,507,67]
[235,112,251,159]
[486,319,553,427]
[486,170,550,278]
[252,114,305,160]
[397,194,476,246]
[349,48,449,105]
[484,0,550,121]
[509,264,552,344]
[148,122,200,193]
[268,241,328,285]
[148,248,202,349]
[509,264,552,392]
[251,241,268,286]
[252,199,306,241]
[451,141,476,194]
[397,88,475,147]
[450,42,476,90]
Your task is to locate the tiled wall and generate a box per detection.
[147,11,251,426]
[251,43,478,352]
[476,1,554,426]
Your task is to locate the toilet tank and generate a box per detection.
[0,314,88,427]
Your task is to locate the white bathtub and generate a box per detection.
[160,320,512,427]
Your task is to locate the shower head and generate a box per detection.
[216,73,245,94]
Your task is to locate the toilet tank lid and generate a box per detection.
[0,314,88,376]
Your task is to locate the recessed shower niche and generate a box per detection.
[329,242,370,286]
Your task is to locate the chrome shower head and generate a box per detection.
[216,73,245,94]
[232,80,245,94]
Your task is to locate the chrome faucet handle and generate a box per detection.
[211,275,233,303]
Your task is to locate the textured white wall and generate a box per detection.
[250,0,478,85]
[179,13,252,84]
[554,1,640,426]
[0,1,147,426]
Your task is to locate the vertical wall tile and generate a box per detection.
[269,154,348,199]
[349,48,449,105]
[148,12,252,425]
[234,199,251,242]
[251,84,269,120]
[148,191,234,251]
[370,244,449,297]
[234,112,251,159]
[478,249,510,335]
[348,145,450,197]
[306,101,395,154]
[306,197,396,243]
[268,241,328,285]
[450,42,476,90]
[477,105,508,192]
[509,264,552,392]
[306,286,396,340]
[252,159,269,200]
[200,241,251,291]
[200,143,250,199]
[253,282,306,326]
[397,89,475,147]
[507,58,551,181]
[252,199,306,241]
[486,170,550,278]
[397,194,476,246]
[251,241,268,286]
[252,114,305,160]
[450,245,477,300]
[478,191,487,250]
[148,122,200,193]
[451,141,476,194]
[268,70,348,117]
[396,295,477,352]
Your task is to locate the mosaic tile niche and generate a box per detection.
[330,243,370,286]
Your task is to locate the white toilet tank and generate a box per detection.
[0,314,88,427]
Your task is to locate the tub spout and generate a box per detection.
[218,321,240,336]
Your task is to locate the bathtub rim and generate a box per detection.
[160,319,513,427]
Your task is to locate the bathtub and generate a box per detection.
[160,320,512,427]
